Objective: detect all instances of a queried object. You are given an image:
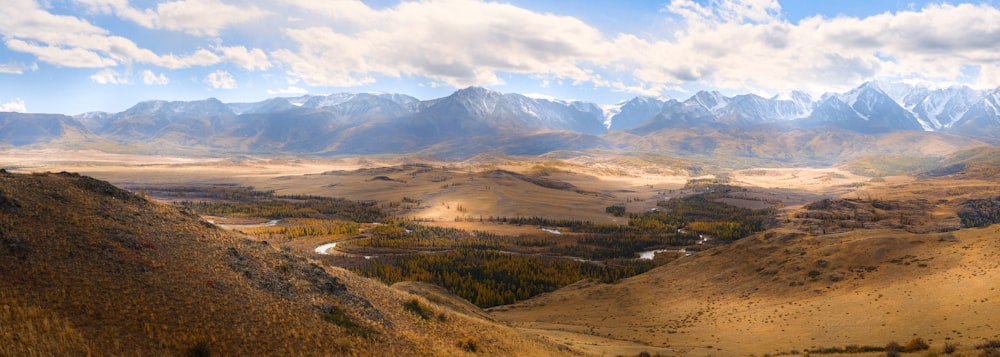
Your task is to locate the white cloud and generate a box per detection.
[0,62,37,74]
[267,86,308,95]
[156,0,267,36]
[5,39,117,68]
[90,68,129,84]
[76,0,268,37]
[599,1,1000,96]
[272,0,1000,96]
[275,0,610,88]
[1,0,270,72]
[217,45,271,71]
[205,70,236,89]
[0,98,27,113]
[9,0,1000,100]
[2,0,108,37]
[142,70,169,85]
[975,65,1000,90]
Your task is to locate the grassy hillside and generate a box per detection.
[491,177,1000,356]
[607,129,985,168]
[0,171,570,356]
[845,146,1000,178]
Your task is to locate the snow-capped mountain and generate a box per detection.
[229,93,419,115]
[628,90,814,133]
[227,97,301,115]
[904,86,981,131]
[98,98,237,140]
[692,91,730,115]
[720,91,813,124]
[6,81,1000,156]
[120,98,235,118]
[409,87,607,136]
[803,82,923,133]
[72,111,114,132]
[605,96,678,131]
[629,97,719,135]
[950,88,1000,138]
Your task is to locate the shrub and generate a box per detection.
[979,341,1000,357]
[187,342,211,357]
[606,205,626,217]
[904,338,930,352]
[457,336,479,352]
[943,343,958,354]
[403,297,433,320]
[978,341,1000,349]
[322,305,376,338]
[886,341,902,357]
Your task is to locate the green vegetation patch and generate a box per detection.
[176,186,383,223]
[656,185,775,242]
[347,249,657,308]
[958,197,1000,228]
[845,154,941,177]
[605,204,626,217]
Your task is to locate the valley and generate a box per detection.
[9,1,1000,355]
[5,145,1000,356]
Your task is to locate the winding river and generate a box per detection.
[314,232,711,262]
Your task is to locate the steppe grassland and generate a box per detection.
[11,149,1000,356]
[4,150,697,224]
[491,173,1000,356]
[3,149,869,226]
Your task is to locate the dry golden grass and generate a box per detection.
[491,172,1000,356]
[0,291,94,357]
[494,224,1000,355]
[0,171,573,356]
[5,151,697,229]
[730,167,872,197]
[8,149,1000,356]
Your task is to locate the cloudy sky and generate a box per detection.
[3,0,1000,114]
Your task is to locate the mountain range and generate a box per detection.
[1,81,998,161]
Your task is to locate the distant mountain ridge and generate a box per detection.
[1,81,999,159]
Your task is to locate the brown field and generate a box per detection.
[3,149,695,226]
[5,148,1000,356]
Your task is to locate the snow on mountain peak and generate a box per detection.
[79,82,1000,139]
[599,103,623,128]
[691,91,729,113]
[523,93,561,101]
[286,95,312,107]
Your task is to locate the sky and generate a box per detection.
[3,0,1000,114]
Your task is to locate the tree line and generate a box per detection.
[178,195,383,223]
[343,249,657,308]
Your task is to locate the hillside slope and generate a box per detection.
[0,171,570,356]
[491,179,1000,356]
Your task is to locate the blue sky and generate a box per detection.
[3,0,1000,114]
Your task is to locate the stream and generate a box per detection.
[313,231,712,262]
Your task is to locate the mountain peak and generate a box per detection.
[8,81,1000,155]
[441,87,505,117]
[690,90,729,111]
[771,90,813,103]
[122,97,232,117]
[454,86,501,97]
